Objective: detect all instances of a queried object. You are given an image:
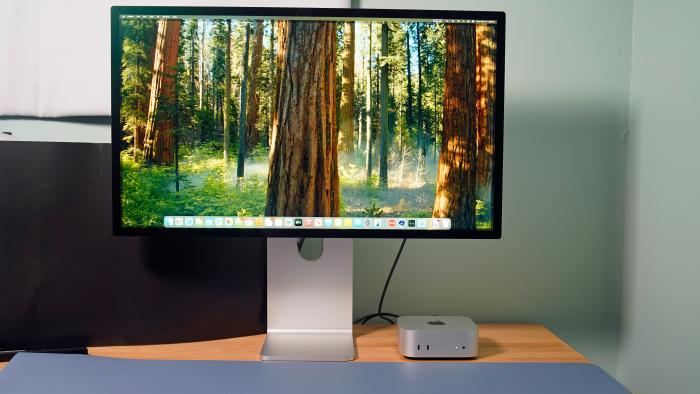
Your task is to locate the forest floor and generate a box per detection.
[340,182,435,217]
[178,154,438,217]
[120,146,441,226]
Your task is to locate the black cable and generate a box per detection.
[354,238,407,325]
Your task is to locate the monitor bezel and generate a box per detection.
[111,6,505,239]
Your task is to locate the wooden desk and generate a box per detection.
[0,324,587,370]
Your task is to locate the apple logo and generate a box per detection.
[427,320,446,326]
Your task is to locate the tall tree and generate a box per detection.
[120,19,157,161]
[415,23,424,157]
[237,22,251,178]
[423,44,432,160]
[269,21,287,155]
[266,21,339,216]
[358,49,365,153]
[265,21,276,148]
[223,20,232,163]
[245,21,264,152]
[187,20,198,146]
[339,21,355,152]
[476,24,497,206]
[198,20,206,142]
[433,75,439,158]
[143,19,181,165]
[198,21,205,111]
[433,24,478,229]
[174,53,181,192]
[210,21,229,140]
[404,25,414,131]
[378,22,389,187]
[422,23,446,161]
[365,23,373,181]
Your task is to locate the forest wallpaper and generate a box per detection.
[118,16,497,230]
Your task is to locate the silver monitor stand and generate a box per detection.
[260,238,355,361]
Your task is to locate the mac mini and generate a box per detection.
[397,316,478,358]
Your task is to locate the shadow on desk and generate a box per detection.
[476,338,503,359]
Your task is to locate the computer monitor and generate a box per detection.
[111,6,504,361]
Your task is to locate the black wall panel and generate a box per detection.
[0,142,266,352]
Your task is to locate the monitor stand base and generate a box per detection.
[261,238,354,361]
[261,331,354,361]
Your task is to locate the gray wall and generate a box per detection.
[618,1,700,393]
[354,0,631,374]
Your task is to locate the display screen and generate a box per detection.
[114,9,502,235]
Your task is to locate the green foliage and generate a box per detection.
[196,107,216,142]
[366,174,380,187]
[421,22,446,149]
[120,152,267,227]
[174,19,199,146]
[476,200,493,230]
[120,153,181,226]
[186,170,267,217]
[210,20,228,94]
[397,209,433,218]
[362,199,384,217]
[248,144,270,161]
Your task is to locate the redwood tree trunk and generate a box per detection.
[433,24,478,229]
[339,21,355,153]
[269,21,287,158]
[143,19,181,165]
[134,22,157,161]
[245,21,264,153]
[476,24,496,206]
[133,43,154,160]
[266,21,339,217]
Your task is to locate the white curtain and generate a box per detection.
[0,0,349,117]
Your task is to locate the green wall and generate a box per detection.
[617,1,700,393]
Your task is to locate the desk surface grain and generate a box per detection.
[0,324,587,370]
